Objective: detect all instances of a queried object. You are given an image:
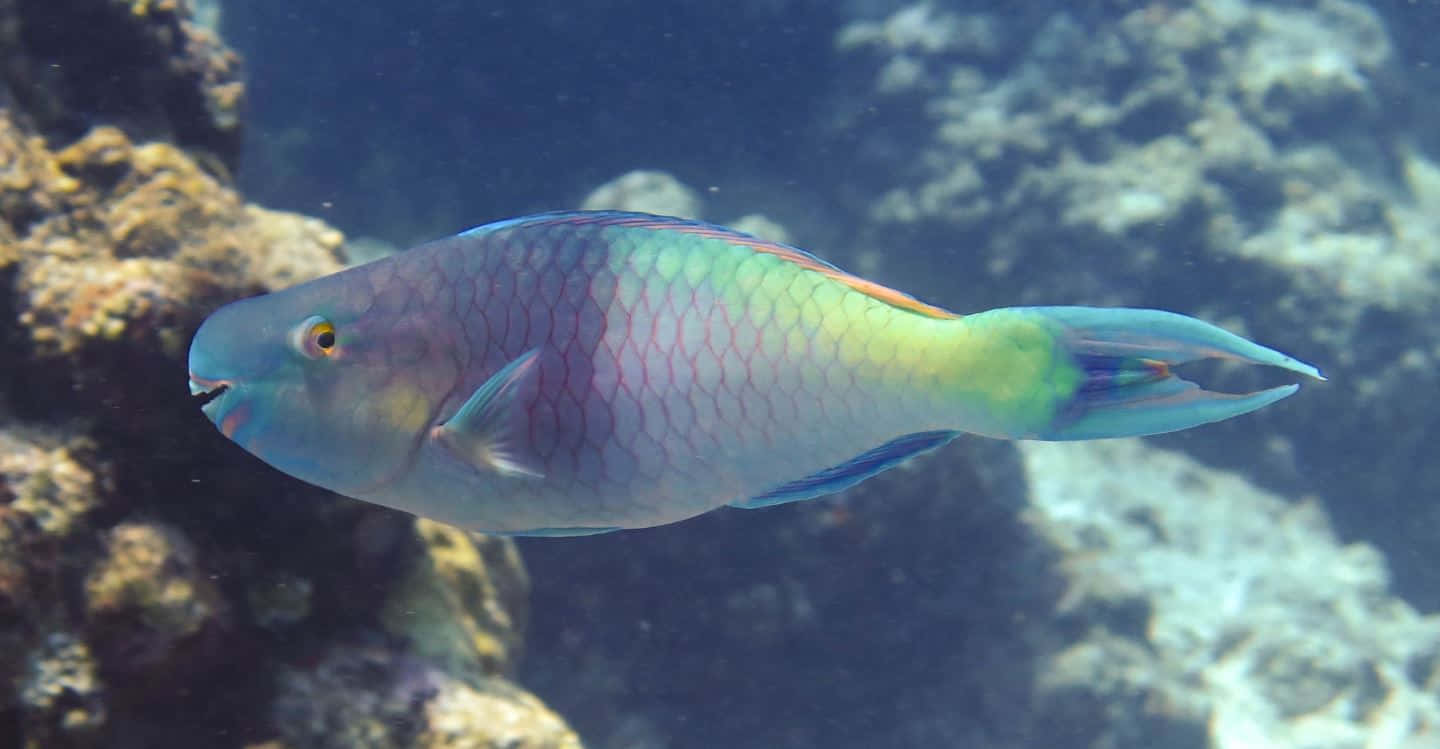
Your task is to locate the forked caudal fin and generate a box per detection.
[1016,306,1324,440]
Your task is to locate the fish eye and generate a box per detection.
[292,315,338,359]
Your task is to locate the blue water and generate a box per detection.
[8,0,1440,747]
[223,1,1440,746]
[227,2,847,246]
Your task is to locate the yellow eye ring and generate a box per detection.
[293,315,337,359]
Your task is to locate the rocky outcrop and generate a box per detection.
[0,2,580,747]
[833,0,1440,614]
[0,0,245,170]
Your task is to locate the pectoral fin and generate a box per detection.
[431,348,545,479]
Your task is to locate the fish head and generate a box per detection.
[188,270,451,497]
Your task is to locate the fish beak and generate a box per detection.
[188,373,231,410]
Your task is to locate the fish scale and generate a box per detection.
[446,218,934,526]
[592,223,936,517]
[188,211,1323,535]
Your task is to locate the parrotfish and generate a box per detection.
[187,211,1323,535]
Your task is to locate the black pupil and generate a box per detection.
[316,330,335,349]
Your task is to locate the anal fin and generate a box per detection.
[731,430,958,509]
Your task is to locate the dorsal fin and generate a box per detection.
[457,211,961,320]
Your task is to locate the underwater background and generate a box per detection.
[1,0,1439,747]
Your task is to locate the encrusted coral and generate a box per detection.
[0,427,105,540]
[835,0,1440,629]
[16,632,106,748]
[381,519,530,676]
[1024,439,1440,747]
[83,521,222,668]
[418,673,582,749]
[274,644,582,749]
[0,3,579,746]
[843,0,1413,312]
[0,0,245,167]
[9,124,342,361]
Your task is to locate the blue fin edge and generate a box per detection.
[497,526,623,538]
[731,430,959,510]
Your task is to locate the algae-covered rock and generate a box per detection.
[274,645,582,749]
[833,0,1440,617]
[0,426,107,647]
[0,0,245,168]
[0,427,105,540]
[418,673,582,749]
[382,519,530,676]
[0,106,578,741]
[11,124,342,363]
[1023,439,1440,747]
[15,632,106,749]
[521,437,1047,749]
[83,521,223,669]
[0,4,580,746]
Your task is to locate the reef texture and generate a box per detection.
[819,1,1440,746]
[834,0,1440,621]
[526,430,1440,749]
[580,170,705,220]
[521,433,1058,749]
[1024,439,1440,748]
[0,0,245,170]
[0,4,579,747]
[520,62,1440,742]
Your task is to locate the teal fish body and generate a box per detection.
[188,212,1322,535]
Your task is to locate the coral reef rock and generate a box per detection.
[581,170,704,219]
[834,0,1440,614]
[83,521,225,674]
[3,119,342,372]
[275,645,581,749]
[0,9,580,746]
[380,519,531,677]
[0,0,246,169]
[520,438,1053,749]
[1025,439,1440,748]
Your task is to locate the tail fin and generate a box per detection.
[1011,306,1324,440]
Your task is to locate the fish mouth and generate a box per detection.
[188,374,232,413]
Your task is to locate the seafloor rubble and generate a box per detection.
[0,2,580,747]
